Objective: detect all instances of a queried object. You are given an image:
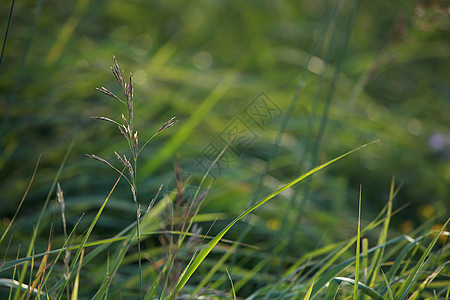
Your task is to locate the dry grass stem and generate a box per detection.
[91,116,120,126]
[95,87,124,104]
[158,117,178,133]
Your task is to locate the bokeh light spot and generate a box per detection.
[193,51,213,70]
[134,69,148,85]
[407,118,422,135]
[307,56,325,75]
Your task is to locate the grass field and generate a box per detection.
[0,0,449,299]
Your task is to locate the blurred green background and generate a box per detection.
[0,0,449,295]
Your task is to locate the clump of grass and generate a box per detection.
[1,55,448,300]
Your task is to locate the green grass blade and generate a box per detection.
[397,218,450,300]
[191,241,238,296]
[169,140,379,299]
[365,178,396,296]
[446,278,450,300]
[328,277,383,300]
[70,248,84,300]
[325,279,340,300]
[0,0,15,68]
[226,268,236,300]
[302,279,315,300]
[381,269,394,300]
[354,186,362,299]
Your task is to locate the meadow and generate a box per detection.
[0,0,449,299]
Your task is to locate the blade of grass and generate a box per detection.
[354,185,362,299]
[0,0,15,68]
[169,140,379,299]
[328,277,383,300]
[302,279,315,300]
[446,279,450,300]
[380,269,394,300]
[191,239,238,296]
[70,248,84,300]
[324,278,341,300]
[362,238,368,282]
[9,245,21,299]
[397,218,450,300]
[226,268,236,300]
[365,177,396,297]
[0,0,45,145]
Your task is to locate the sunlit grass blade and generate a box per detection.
[169,140,378,299]
[446,280,450,300]
[226,268,236,300]
[301,279,314,300]
[396,218,450,300]
[365,177,396,298]
[71,248,84,300]
[326,277,383,300]
[362,238,368,282]
[354,185,362,299]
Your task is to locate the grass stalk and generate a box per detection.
[354,186,362,299]
[0,0,15,68]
